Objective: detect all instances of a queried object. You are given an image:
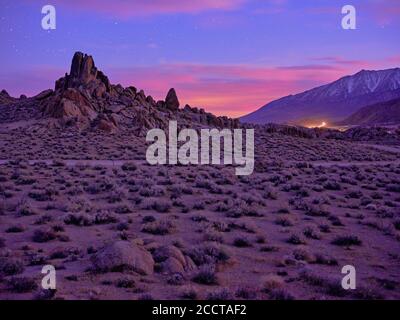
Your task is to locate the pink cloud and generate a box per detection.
[49,0,247,18]
[105,61,376,117]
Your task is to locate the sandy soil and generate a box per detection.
[1,125,400,300]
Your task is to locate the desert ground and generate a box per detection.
[1,52,400,300]
[1,121,400,300]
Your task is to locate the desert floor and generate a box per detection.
[1,125,400,300]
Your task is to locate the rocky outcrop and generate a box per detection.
[93,113,118,133]
[91,241,154,275]
[32,51,239,133]
[55,52,111,98]
[41,52,113,126]
[40,88,96,122]
[165,88,180,111]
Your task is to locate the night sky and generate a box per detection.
[0,0,399,117]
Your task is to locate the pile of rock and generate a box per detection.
[35,51,239,134]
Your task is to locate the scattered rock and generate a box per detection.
[91,241,154,275]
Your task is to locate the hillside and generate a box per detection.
[337,97,400,126]
[241,68,400,125]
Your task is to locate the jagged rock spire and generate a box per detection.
[165,88,180,111]
[69,52,96,84]
[55,51,111,95]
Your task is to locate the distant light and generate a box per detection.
[306,121,327,129]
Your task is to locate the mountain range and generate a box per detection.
[241,68,400,126]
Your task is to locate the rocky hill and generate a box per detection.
[0,52,239,134]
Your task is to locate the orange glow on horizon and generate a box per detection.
[306,121,328,129]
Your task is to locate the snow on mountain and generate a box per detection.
[241,68,400,125]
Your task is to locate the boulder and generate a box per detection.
[136,90,147,105]
[43,88,98,120]
[91,241,154,275]
[165,88,180,111]
[34,89,54,101]
[124,86,137,97]
[62,88,92,108]
[146,95,155,105]
[97,119,115,132]
[57,99,84,118]
[156,100,165,109]
[0,89,14,104]
[153,245,196,274]
[0,89,9,97]
[105,104,126,114]
[93,114,118,132]
[112,84,124,96]
[117,95,134,107]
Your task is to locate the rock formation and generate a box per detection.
[165,88,180,111]
[91,241,154,275]
[1,51,239,133]
[55,52,111,98]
